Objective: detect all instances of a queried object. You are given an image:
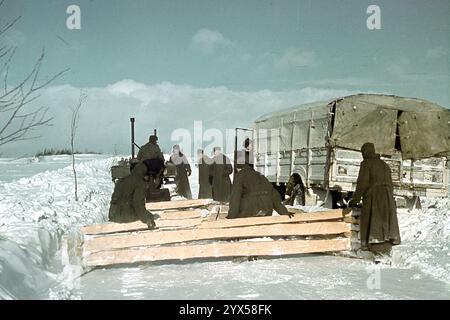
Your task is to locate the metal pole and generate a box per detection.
[234,128,238,177]
[130,117,135,158]
[233,127,253,176]
[306,117,312,188]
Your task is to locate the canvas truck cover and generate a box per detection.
[254,100,330,154]
[331,94,450,159]
[254,94,450,160]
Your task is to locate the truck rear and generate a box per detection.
[253,94,450,208]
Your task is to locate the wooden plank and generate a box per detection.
[287,207,306,214]
[85,221,350,252]
[200,210,345,229]
[146,199,211,211]
[82,218,205,235]
[81,222,140,235]
[81,209,205,235]
[207,204,229,213]
[156,210,204,220]
[344,216,359,224]
[82,209,344,235]
[86,238,350,267]
[207,211,228,221]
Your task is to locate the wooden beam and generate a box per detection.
[344,216,359,224]
[156,210,204,220]
[201,210,345,229]
[85,221,350,252]
[207,204,229,213]
[81,209,205,235]
[82,209,345,235]
[207,211,228,221]
[146,199,211,211]
[287,207,306,214]
[82,218,205,235]
[86,238,350,267]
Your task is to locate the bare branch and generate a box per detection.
[0,44,68,147]
[0,115,53,146]
[32,67,70,93]
[0,4,69,148]
[0,15,21,37]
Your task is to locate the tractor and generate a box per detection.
[110,118,173,202]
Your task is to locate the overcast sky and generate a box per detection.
[1,0,449,156]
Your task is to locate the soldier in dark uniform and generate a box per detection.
[209,147,233,202]
[227,152,292,219]
[137,135,165,163]
[349,142,401,256]
[284,173,306,206]
[242,137,254,168]
[169,145,192,199]
[108,162,156,229]
[137,134,165,193]
[196,149,212,199]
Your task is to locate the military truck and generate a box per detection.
[251,94,450,208]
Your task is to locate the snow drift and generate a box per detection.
[0,155,114,299]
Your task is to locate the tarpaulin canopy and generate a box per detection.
[254,94,450,160]
[254,101,329,153]
[331,94,450,159]
[330,98,398,155]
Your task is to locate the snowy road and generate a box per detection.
[79,254,449,300]
[0,155,449,299]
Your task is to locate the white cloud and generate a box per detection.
[385,57,448,85]
[0,80,355,156]
[274,48,318,70]
[426,47,448,59]
[190,29,235,54]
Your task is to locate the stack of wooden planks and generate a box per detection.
[79,199,353,268]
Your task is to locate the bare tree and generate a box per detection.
[0,0,69,147]
[70,91,88,201]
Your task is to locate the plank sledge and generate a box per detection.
[77,207,357,267]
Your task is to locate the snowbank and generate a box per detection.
[0,156,115,299]
[393,198,450,283]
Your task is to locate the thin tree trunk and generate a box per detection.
[70,91,87,202]
[72,149,78,201]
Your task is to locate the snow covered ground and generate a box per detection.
[0,155,114,299]
[0,154,106,183]
[0,155,449,299]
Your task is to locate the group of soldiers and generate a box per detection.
[168,146,233,202]
[109,133,400,257]
[169,137,293,220]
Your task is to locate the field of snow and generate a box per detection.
[0,155,106,183]
[0,155,449,299]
